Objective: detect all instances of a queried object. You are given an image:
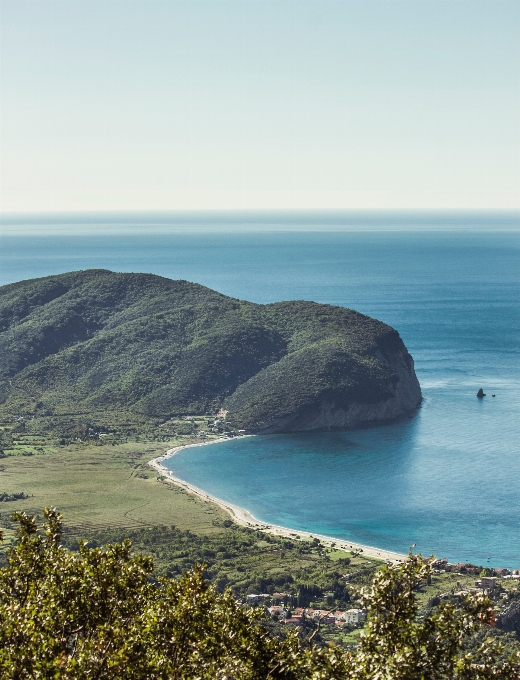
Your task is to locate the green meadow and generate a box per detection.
[0,436,230,543]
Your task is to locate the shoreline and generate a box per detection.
[149,438,407,564]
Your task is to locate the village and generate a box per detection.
[243,592,366,628]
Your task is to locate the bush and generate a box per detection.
[0,509,518,678]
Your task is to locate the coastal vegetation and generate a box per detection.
[2,427,520,663]
[1,509,519,678]
[0,270,421,433]
[0,424,375,617]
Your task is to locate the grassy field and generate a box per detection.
[0,437,230,543]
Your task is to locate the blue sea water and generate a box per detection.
[1,213,519,566]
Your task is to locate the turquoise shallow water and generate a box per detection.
[1,215,519,566]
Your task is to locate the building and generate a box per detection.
[344,609,366,624]
[475,577,497,591]
[283,616,304,626]
[320,616,336,625]
[432,558,448,568]
[267,606,284,616]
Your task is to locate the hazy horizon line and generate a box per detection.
[1,208,519,235]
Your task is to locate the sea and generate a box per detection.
[1,211,519,567]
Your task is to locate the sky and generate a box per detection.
[0,0,519,213]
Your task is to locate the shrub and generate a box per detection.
[0,510,518,678]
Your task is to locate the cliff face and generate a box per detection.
[251,345,421,433]
[225,331,422,433]
[0,270,422,433]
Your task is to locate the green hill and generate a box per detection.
[0,270,421,432]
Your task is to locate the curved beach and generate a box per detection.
[149,439,407,564]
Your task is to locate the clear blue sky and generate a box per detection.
[1,0,518,212]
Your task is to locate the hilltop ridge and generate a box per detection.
[0,270,421,432]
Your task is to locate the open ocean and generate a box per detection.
[1,212,519,567]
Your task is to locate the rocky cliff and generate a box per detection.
[224,324,422,433]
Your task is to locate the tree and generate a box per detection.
[353,554,518,679]
[0,509,518,679]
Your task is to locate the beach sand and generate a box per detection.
[149,439,407,564]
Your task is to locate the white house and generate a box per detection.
[343,608,366,624]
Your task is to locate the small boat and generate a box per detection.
[492,394,496,397]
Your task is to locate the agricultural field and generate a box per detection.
[0,432,230,546]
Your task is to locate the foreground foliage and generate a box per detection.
[0,509,518,678]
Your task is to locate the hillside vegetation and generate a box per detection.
[0,270,421,432]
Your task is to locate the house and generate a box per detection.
[283,616,304,626]
[344,609,366,624]
[475,577,496,591]
[246,594,260,601]
[267,606,284,616]
[320,616,336,625]
[305,608,318,619]
[432,558,448,571]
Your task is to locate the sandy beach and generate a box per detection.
[149,439,407,564]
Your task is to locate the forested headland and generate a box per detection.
[0,270,421,433]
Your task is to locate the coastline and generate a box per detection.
[149,438,407,564]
